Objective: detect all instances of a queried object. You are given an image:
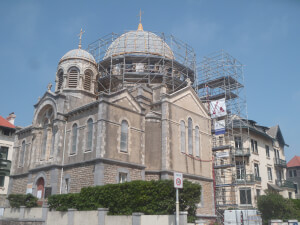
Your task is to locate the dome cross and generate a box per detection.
[137,9,144,31]
[78,28,85,49]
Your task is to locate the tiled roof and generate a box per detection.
[0,116,15,129]
[287,156,300,168]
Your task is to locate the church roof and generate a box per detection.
[0,115,15,129]
[60,49,96,64]
[104,27,174,60]
[287,156,300,168]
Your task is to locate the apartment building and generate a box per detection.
[0,113,16,205]
[213,120,294,210]
[287,156,300,199]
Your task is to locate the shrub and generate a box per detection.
[48,179,201,222]
[48,193,80,211]
[257,192,299,224]
[7,194,38,208]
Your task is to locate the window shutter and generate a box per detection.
[84,72,92,91]
[68,69,78,88]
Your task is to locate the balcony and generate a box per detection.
[274,158,287,168]
[0,159,11,176]
[233,148,251,157]
[235,174,255,184]
[255,176,262,182]
[275,179,295,189]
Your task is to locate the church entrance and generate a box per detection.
[36,177,45,200]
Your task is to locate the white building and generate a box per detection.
[0,113,16,205]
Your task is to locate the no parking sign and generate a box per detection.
[174,172,183,189]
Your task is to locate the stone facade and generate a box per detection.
[9,25,216,222]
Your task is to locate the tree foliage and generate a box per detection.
[257,192,300,224]
[48,180,201,222]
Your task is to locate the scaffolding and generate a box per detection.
[87,31,197,94]
[197,50,251,222]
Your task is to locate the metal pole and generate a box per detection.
[176,188,179,225]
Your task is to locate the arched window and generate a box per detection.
[84,71,92,91]
[41,119,48,159]
[180,121,186,153]
[71,123,78,154]
[86,118,93,150]
[120,120,128,152]
[68,67,79,88]
[195,126,200,157]
[188,118,193,155]
[19,140,26,166]
[57,70,64,90]
[39,108,53,160]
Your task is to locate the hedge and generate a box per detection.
[7,194,38,208]
[258,192,300,225]
[48,179,201,222]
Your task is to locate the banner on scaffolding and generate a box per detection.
[216,152,229,158]
[210,98,227,118]
[215,120,226,135]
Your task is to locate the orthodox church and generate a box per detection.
[9,21,216,222]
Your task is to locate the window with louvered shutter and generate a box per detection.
[58,71,63,90]
[84,72,92,91]
[68,68,79,88]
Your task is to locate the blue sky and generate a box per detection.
[0,0,299,161]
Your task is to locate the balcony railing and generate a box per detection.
[275,179,295,189]
[233,148,251,157]
[0,159,11,176]
[235,174,255,184]
[274,158,287,167]
[255,176,262,182]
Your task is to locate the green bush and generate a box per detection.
[7,194,38,208]
[48,193,80,211]
[48,180,201,222]
[291,199,300,211]
[257,192,299,225]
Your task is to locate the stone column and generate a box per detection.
[19,206,25,220]
[98,208,109,225]
[132,212,144,225]
[96,100,107,158]
[42,205,49,225]
[94,163,104,186]
[68,209,75,225]
[269,220,283,225]
[179,211,188,225]
[161,99,169,179]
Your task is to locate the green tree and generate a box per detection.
[257,192,299,224]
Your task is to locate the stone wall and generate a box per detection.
[103,163,143,184]
[11,176,27,194]
[0,207,188,225]
[64,163,94,193]
[145,174,160,181]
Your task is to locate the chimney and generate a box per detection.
[7,112,16,125]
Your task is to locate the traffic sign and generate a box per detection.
[174,172,183,189]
